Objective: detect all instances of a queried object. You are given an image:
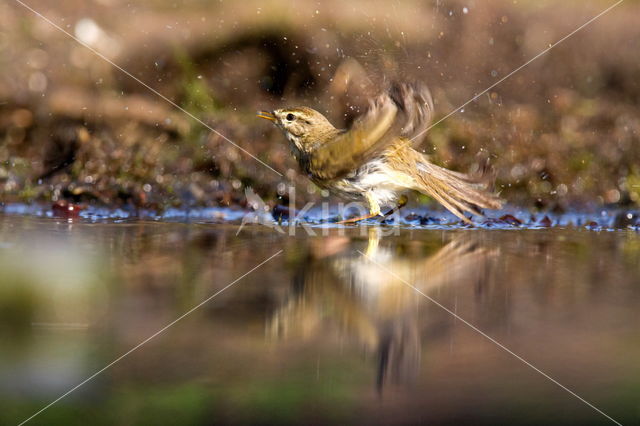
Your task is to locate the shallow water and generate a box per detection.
[0,213,639,425]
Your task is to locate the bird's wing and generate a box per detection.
[308,82,434,180]
[307,92,399,180]
[389,81,434,142]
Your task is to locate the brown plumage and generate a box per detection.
[258,82,503,223]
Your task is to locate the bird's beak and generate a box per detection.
[257,110,277,122]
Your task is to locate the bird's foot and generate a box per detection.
[382,195,408,217]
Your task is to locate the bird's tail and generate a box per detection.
[412,159,503,223]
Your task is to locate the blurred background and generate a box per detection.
[1,0,639,213]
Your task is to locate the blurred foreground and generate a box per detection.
[0,215,639,424]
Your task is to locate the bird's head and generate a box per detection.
[258,107,337,154]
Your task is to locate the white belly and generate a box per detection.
[327,158,410,208]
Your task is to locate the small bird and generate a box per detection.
[258,82,502,223]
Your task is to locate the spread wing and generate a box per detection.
[307,93,398,179]
[308,82,434,180]
[389,81,434,141]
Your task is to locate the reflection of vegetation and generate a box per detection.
[0,366,362,426]
[0,274,38,332]
[621,231,640,277]
[225,362,361,424]
[0,384,211,426]
[114,384,211,425]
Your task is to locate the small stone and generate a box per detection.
[612,212,639,229]
[404,213,422,222]
[52,200,85,218]
[419,216,439,225]
[271,204,291,221]
[499,214,523,226]
[539,215,552,227]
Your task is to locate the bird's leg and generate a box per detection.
[337,192,381,224]
[338,212,379,224]
[382,194,408,217]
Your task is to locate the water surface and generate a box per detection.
[0,214,638,425]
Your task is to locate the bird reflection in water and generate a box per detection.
[267,228,498,392]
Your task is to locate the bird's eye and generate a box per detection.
[286,113,295,121]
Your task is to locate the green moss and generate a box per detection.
[173,46,219,117]
[568,151,593,174]
[17,184,37,202]
[625,167,640,205]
